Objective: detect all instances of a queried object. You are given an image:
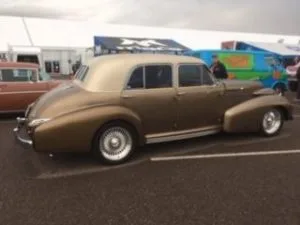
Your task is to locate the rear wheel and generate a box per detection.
[93,122,136,165]
[260,108,283,137]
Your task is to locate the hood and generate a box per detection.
[222,80,263,92]
[28,81,119,119]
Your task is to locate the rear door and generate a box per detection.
[121,64,177,136]
[0,68,48,112]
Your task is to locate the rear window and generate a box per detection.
[74,65,89,81]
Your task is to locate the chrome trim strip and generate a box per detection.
[0,91,47,95]
[146,128,221,144]
[0,109,25,114]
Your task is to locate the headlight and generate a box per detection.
[28,118,51,128]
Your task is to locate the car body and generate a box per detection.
[14,54,293,165]
[0,62,64,113]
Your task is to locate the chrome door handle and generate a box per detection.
[177,92,186,96]
[122,95,134,99]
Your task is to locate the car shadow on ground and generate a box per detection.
[39,131,259,166]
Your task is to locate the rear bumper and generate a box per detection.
[13,117,33,149]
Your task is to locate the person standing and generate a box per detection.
[210,54,228,79]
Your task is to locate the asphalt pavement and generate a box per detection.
[1,102,300,225]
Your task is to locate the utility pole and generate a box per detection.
[22,17,34,46]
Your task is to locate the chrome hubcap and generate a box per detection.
[262,110,282,134]
[110,137,120,148]
[99,127,132,161]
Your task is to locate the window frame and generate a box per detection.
[0,67,39,82]
[124,63,174,90]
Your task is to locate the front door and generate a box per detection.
[176,64,225,131]
[121,64,177,136]
[0,68,48,112]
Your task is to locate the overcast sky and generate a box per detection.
[1,0,299,35]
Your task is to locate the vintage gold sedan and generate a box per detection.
[14,54,293,164]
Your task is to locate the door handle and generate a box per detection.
[122,95,134,99]
[177,92,186,96]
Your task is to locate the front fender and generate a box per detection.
[33,106,143,153]
[223,95,293,133]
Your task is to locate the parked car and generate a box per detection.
[14,54,293,165]
[0,62,65,113]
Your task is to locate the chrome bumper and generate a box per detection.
[13,117,33,149]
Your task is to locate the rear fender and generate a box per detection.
[223,95,292,133]
[34,106,143,152]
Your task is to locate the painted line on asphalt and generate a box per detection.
[151,143,219,158]
[224,133,291,147]
[150,149,300,162]
[35,158,145,180]
[0,120,15,124]
[35,144,219,179]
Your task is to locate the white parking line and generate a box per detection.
[150,149,300,162]
[35,159,145,179]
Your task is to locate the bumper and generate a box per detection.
[13,117,33,149]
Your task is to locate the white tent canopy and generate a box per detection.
[1,16,300,50]
[243,41,300,56]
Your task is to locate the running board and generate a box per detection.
[146,128,221,144]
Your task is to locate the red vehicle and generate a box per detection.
[0,62,64,113]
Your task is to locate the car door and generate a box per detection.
[175,64,225,131]
[0,68,48,112]
[121,64,177,136]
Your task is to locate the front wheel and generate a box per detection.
[93,122,136,165]
[260,108,283,137]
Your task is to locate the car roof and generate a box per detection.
[87,53,205,65]
[0,62,39,69]
[80,53,205,92]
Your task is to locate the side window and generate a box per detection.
[145,65,172,89]
[127,67,144,89]
[178,65,201,87]
[0,69,29,82]
[0,69,14,81]
[201,65,214,85]
[15,69,31,81]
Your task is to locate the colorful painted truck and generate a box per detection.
[186,50,288,94]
